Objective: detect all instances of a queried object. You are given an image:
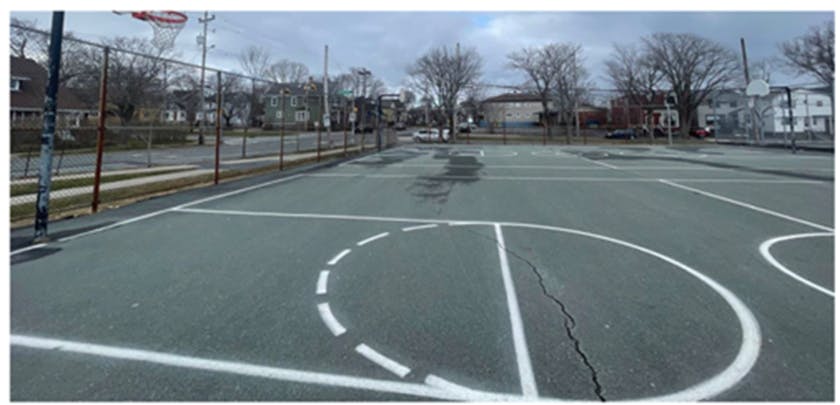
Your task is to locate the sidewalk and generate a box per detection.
[10,146,364,206]
[10,165,198,185]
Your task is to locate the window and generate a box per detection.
[813,117,819,125]
[729,101,737,108]
[816,100,824,107]
[276,110,283,119]
[295,111,308,122]
[291,96,299,107]
[11,79,20,92]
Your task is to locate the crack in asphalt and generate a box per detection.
[460,227,607,401]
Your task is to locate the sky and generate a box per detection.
[10,10,835,95]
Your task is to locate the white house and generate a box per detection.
[697,88,833,136]
[761,89,833,135]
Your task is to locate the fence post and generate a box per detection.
[343,104,348,156]
[54,142,65,176]
[146,127,153,167]
[92,47,109,213]
[23,146,33,178]
[214,71,222,185]
[316,122,322,162]
[503,120,507,145]
[279,94,285,170]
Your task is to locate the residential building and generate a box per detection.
[480,93,549,128]
[696,88,833,136]
[608,92,680,130]
[10,56,94,126]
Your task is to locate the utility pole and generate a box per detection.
[197,11,215,146]
[324,45,331,147]
[740,37,760,143]
[453,42,460,140]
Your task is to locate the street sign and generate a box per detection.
[349,112,357,123]
[340,89,353,96]
[323,114,331,127]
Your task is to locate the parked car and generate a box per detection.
[412,128,450,143]
[458,122,478,133]
[691,127,711,138]
[605,128,638,140]
[394,122,407,131]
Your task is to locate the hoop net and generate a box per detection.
[131,11,187,49]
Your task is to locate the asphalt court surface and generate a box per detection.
[10,143,835,400]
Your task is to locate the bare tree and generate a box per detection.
[100,37,173,124]
[553,44,591,143]
[508,43,569,137]
[605,43,664,141]
[211,74,249,128]
[779,21,834,135]
[268,59,310,85]
[238,46,272,128]
[10,18,92,88]
[10,17,41,59]
[408,44,483,138]
[643,32,739,136]
[779,21,834,88]
[238,45,272,78]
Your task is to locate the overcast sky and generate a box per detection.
[11,10,834,93]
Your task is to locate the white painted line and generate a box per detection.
[10,334,519,401]
[308,173,824,184]
[423,375,505,400]
[327,249,352,266]
[582,157,619,170]
[316,271,330,295]
[55,174,306,244]
[759,233,834,297]
[173,209,761,400]
[317,303,346,336]
[357,232,390,246]
[659,179,834,232]
[354,344,411,378]
[10,243,47,256]
[667,179,823,184]
[493,224,538,398]
[491,221,762,402]
[176,208,454,226]
[402,224,439,232]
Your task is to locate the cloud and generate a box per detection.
[11,10,834,91]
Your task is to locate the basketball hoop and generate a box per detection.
[121,11,188,49]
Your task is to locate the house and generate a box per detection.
[766,88,833,135]
[608,92,680,130]
[262,82,327,131]
[10,56,95,127]
[480,93,547,128]
[577,104,608,128]
[696,87,833,136]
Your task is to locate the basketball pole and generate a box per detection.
[33,11,65,242]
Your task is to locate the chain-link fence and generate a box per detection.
[10,23,392,224]
[706,86,834,148]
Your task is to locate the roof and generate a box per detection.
[10,56,91,111]
[482,93,543,103]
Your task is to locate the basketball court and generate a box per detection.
[10,143,834,400]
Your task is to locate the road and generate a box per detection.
[9,131,396,179]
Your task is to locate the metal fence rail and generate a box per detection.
[9,25,390,225]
